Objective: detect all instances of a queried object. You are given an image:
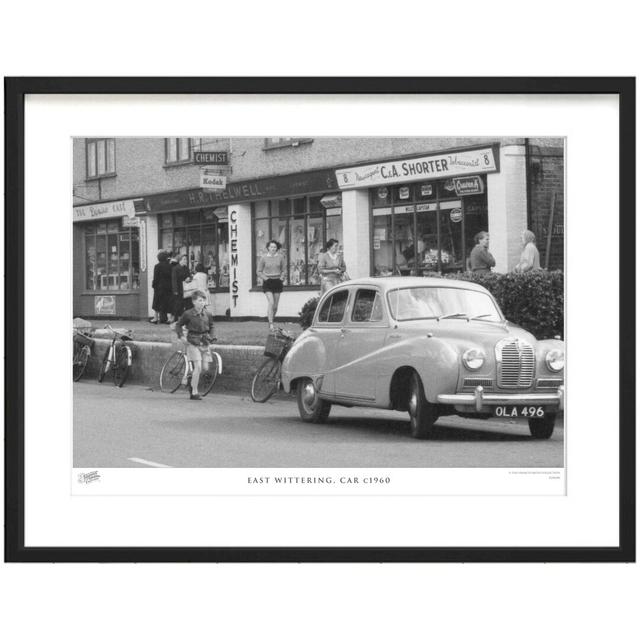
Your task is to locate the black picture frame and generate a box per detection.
[4,77,635,563]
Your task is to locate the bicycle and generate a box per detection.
[159,339,222,396]
[250,328,296,403]
[97,324,134,387]
[73,327,95,382]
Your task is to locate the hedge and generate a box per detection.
[298,270,564,340]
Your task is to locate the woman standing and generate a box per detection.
[172,254,192,320]
[318,239,346,294]
[514,229,541,273]
[150,250,173,324]
[257,240,286,332]
[469,231,496,274]
[192,263,211,308]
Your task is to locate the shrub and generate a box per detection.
[298,295,320,330]
[444,270,564,340]
[298,271,564,340]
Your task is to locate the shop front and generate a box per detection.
[144,168,343,319]
[72,198,148,319]
[140,142,525,321]
[335,144,501,278]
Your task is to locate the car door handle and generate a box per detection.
[387,334,401,341]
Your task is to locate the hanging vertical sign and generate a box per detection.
[229,209,239,308]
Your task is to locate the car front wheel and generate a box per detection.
[297,378,331,423]
[408,372,437,439]
[528,413,556,439]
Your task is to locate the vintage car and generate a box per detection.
[281,277,564,439]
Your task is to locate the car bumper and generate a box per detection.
[437,385,564,412]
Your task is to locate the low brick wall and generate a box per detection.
[84,339,268,393]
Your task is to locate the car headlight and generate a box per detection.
[545,349,564,372]
[462,348,485,370]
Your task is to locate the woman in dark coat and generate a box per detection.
[172,254,192,319]
[151,251,173,324]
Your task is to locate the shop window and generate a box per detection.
[371,178,488,276]
[165,138,202,165]
[84,222,139,291]
[253,196,343,288]
[86,138,115,179]
[159,208,229,290]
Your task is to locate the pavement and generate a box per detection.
[75,318,303,346]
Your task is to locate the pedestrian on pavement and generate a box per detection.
[469,231,496,274]
[257,240,286,332]
[513,229,542,273]
[318,238,347,294]
[150,250,173,324]
[172,254,192,320]
[192,263,211,309]
[174,290,216,400]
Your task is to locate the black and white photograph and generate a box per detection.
[6,77,632,564]
[72,136,566,485]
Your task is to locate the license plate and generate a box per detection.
[494,406,545,418]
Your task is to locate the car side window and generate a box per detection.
[317,289,349,323]
[351,289,383,322]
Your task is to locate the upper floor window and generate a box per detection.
[165,137,202,165]
[263,137,313,150]
[86,138,115,179]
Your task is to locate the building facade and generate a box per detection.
[72,137,564,320]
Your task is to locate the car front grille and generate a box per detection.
[496,339,535,389]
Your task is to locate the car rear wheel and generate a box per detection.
[407,372,437,439]
[297,378,331,423]
[528,413,556,439]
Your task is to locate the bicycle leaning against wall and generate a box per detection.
[97,324,134,387]
[73,325,95,382]
[250,328,295,403]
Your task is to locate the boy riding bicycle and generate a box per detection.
[174,290,216,400]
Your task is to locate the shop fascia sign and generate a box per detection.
[335,147,498,189]
[73,198,143,222]
[145,168,338,212]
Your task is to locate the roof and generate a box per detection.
[333,276,490,293]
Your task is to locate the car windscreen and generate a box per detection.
[387,286,502,322]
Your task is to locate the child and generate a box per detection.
[174,290,216,400]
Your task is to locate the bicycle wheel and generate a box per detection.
[198,363,218,397]
[73,344,90,382]
[250,357,281,403]
[113,344,131,388]
[160,351,187,393]
[97,347,110,383]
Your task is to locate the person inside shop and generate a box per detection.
[150,250,173,324]
[318,238,347,294]
[513,229,541,273]
[469,231,496,274]
[174,290,216,401]
[257,240,286,332]
[172,254,192,320]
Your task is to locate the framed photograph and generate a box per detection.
[5,77,635,562]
